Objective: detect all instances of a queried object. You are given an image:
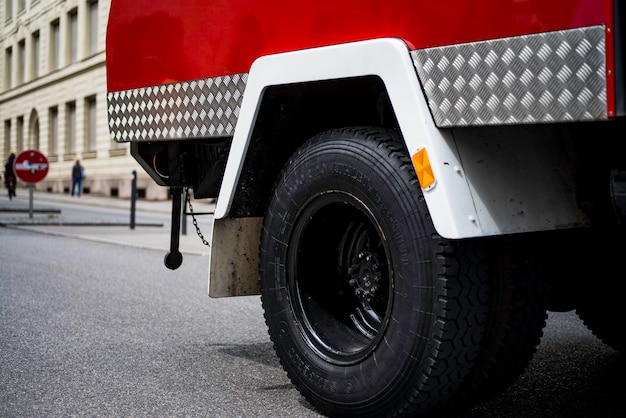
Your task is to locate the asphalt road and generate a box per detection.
[1,224,624,417]
[0,227,322,417]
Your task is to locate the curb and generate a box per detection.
[0,207,61,213]
[0,220,164,227]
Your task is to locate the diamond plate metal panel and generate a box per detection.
[107,73,248,142]
[411,26,607,127]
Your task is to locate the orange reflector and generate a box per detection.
[412,148,435,189]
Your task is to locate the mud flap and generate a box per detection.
[208,217,263,297]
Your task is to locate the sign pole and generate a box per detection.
[29,185,34,219]
[13,150,50,220]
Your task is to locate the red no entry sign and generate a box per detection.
[13,149,49,184]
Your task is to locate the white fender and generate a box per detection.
[214,38,480,238]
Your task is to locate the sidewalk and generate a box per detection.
[0,190,214,257]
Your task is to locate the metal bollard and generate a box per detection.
[130,170,137,229]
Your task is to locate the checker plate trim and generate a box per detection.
[107,73,248,142]
[411,26,607,127]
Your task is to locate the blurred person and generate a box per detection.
[71,159,85,197]
[4,152,16,199]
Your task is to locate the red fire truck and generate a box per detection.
[106,1,625,416]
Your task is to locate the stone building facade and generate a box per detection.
[1,0,167,199]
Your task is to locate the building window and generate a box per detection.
[17,39,25,84]
[4,47,12,89]
[29,111,40,150]
[32,31,40,79]
[17,0,25,13]
[16,116,24,151]
[66,101,76,155]
[4,120,11,156]
[88,0,99,55]
[5,0,13,22]
[50,19,60,70]
[49,106,58,157]
[85,96,97,152]
[68,9,78,63]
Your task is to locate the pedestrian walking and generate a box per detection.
[4,152,16,199]
[71,159,85,197]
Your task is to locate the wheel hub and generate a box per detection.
[349,251,381,303]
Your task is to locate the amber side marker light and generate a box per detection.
[412,148,435,190]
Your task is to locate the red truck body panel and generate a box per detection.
[106,0,609,92]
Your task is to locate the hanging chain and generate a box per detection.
[179,153,210,247]
[184,186,211,247]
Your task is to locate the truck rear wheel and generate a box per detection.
[575,230,626,353]
[577,299,626,353]
[259,127,490,417]
[451,236,548,409]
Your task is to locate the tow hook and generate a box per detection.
[164,187,184,270]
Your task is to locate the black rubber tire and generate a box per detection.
[577,301,625,353]
[574,230,625,353]
[259,127,490,417]
[450,235,549,410]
